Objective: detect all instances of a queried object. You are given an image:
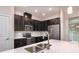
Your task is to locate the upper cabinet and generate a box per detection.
[32,20,48,31]
[42,21,48,31]
[24,12,32,25]
[14,12,60,31]
[14,14,24,31]
[47,18,60,25]
[14,12,32,31]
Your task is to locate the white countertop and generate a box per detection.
[14,36,48,39]
[14,37,26,39]
[2,39,79,53]
[14,35,47,39]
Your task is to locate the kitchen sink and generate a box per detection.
[24,43,51,53]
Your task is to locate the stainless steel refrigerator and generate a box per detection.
[48,24,60,40]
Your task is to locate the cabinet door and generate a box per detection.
[34,20,38,31]
[42,22,45,31]
[35,21,38,31]
[14,15,19,31]
[37,21,39,31]
[48,18,60,25]
[40,22,42,31]
[18,16,24,31]
[44,21,48,31]
[32,20,35,31]
[41,22,44,31]
[34,36,48,43]
[14,15,25,31]
[14,39,27,48]
[34,21,36,31]
[35,37,42,43]
[39,22,41,31]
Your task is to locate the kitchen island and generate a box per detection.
[2,39,79,53]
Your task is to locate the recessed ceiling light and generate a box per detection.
[34,9,38,13]
[49,8,52,11]
[42,13,46,16]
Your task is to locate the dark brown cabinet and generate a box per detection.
[14,15,19,31]
[18,16,25,31]
[14,15,24,31]
[35,36,48,43]
[24,12,32,25]
[14,14,48,31]
[47,18,60,25]
[14,14,60,31]
[32,20,48,31]
[14,13,32,31]
[14,38,27,48]
[47,18,60,40]
[14,36,48,48]
[41,21,48,31]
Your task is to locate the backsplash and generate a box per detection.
[14,31,48,39]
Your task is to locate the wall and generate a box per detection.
[0,6,14,49]
[60,10,69,41]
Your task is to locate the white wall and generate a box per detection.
[0,6,14,49]
[60,10,69,41]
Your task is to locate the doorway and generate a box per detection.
[0,15,11,52]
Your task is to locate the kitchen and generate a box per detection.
[1,6,79,53]
[14,6,60,52]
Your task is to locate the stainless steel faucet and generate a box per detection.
[46,33,50,49]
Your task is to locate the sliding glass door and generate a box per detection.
[69,17,79,42]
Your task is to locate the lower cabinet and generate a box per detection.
[35,36,48,43]
[14,37,48,48]
[14,38,27,48]
[26,37,35,45]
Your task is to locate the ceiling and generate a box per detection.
[14,6,68,20]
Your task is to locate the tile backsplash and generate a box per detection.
[14,31,48,39]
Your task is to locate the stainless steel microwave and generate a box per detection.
[25,25,33,31]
